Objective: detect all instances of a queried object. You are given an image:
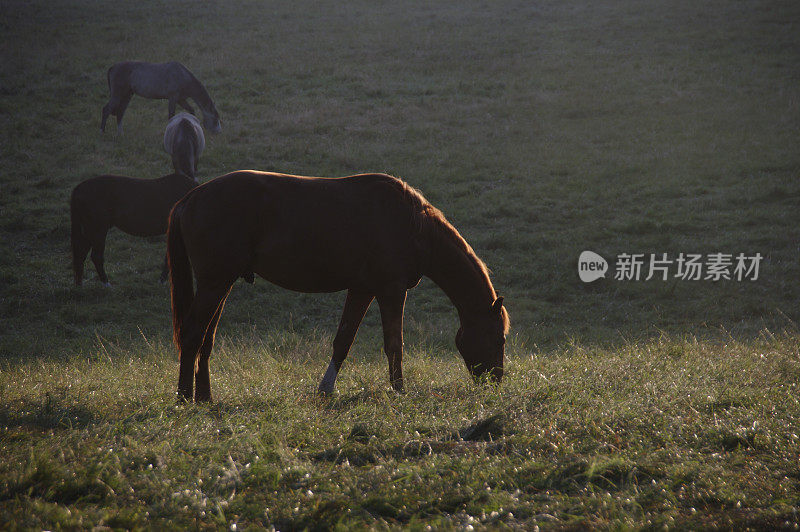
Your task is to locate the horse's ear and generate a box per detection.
[492,296,504,313]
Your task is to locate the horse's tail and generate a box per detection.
[69,187,90,286]
[171,151,194,179]
[171,143,195,179]
[167,202,194,348]
[106,65,114,91]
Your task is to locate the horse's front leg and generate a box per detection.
[318,290,374,395]
[115,93,132,135]
[168,97,177,118]
[377,288,408,392]
[101,102,112,132]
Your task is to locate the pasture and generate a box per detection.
[1,0,799,529]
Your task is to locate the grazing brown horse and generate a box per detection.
[71,173,198,287]
[101,61,222,134]
[164,112,205,178]
[167,170,510,402]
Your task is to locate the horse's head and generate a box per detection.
[456,297,509,384]
[202,104,222,134]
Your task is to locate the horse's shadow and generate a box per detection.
[319,388,398,410]
[0,395,97,432]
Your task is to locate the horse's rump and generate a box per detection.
[71,172,198,286]
[164,113,204,178]
[107,62,136,94]
[164,113,205,152]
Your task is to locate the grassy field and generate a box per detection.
[1,0,799,529]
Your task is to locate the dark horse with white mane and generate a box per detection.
[167,170,510,402]
[71,173,198,286]
[101,61,222,134]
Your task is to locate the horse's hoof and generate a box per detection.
[175,392,193,405]
[102,282,112,289]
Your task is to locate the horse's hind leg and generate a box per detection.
[168,97,177,118]
[101,101,112,132]
[88,228,111,287]
[377,288,408,392]
[177,282,232,402]
[101,96,122,132]
[195,288,231,402]
[318,290,374,395]
[72,238,91,286]
[70,210,91,286]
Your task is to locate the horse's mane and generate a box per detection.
[389,176,510,334]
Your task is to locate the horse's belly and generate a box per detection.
[255,263,347,293]
[130,72,176,99]
[131,82,169,99]
[251,228,417,293]
[115,217,167,237]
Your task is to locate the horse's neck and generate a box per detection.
[187,79,213,112]
[424,231,495,322]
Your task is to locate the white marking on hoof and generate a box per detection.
[318,360,338,395]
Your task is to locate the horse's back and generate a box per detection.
[175,171,426,292]
[125,61,192,99]
[73,174,195,236]
[72,174,136,203]
[181,171,414,220]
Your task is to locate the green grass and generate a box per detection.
[1,0,799,528]
[2,333,799,529]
